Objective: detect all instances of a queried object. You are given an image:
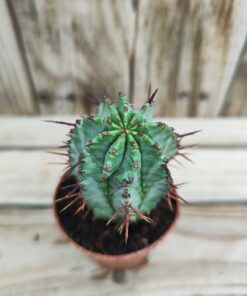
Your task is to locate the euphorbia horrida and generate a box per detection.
[49,91,197,242]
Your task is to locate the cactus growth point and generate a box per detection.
[50,91,196,242]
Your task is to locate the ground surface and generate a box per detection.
[0,117,247,295]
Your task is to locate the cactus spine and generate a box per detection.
[51,91,196,242]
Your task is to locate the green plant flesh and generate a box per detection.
[69,93,177,216]
[52,92,195,241]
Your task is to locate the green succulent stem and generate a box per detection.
[67,93,179,226]
[47,90,198,241]
[47,89,197,241]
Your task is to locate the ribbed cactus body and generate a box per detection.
[68,94,178,221]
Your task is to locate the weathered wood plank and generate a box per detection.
[0,1,36,115]
[134,0,247,117]
[1,205,247,294]
[0,148,246,206]
[0,117,247,148]
[12,0,135,114]
[221,45,247,116]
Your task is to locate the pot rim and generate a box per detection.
[53,174,180,260]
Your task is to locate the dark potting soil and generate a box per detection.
[55,175,178,255]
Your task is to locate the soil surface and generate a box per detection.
[54,175,178,255]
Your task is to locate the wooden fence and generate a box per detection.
[0,0,246,116]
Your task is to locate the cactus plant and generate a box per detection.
[48,90,197,242]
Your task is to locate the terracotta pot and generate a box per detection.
[53,175,179,270]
